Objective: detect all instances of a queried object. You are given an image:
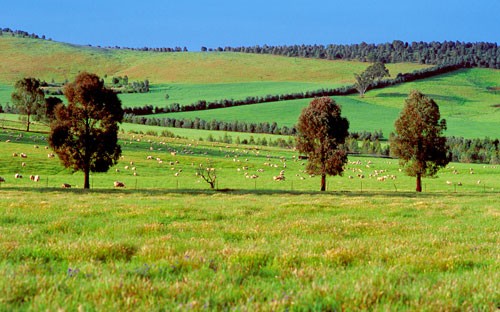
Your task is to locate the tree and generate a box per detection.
[196,162,217,189]
[390,90,450,192]
[296,97,349,191]
[48,72,124,189]
[11,77,45,131]
[354,62,390,97]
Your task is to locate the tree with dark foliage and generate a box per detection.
[390,90,450,192]
[354,62,390,97]
[11,77,45,131]
[296,97,349,191]
[49,72,124,189]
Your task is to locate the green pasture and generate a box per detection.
[0,34,429,86]
[118,82,337,108]
[1,128,499,310]
[158,68,500,138]
[1,128,499,194]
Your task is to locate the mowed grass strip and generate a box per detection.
[0,189,498,310]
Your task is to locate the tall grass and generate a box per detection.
[0,189,498,310]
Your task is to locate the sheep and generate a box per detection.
[20,153,27,158]
[12,153,18,157]
[273,175,285,181]
[47,153,55,158]
[0,177,5,183]
[61,183,71,188]
[14,173,23,179]
[146,155,153,160]
[446,181,452,185]
[21,162,26,167]
[30,175,40,182]
[114,181,125,188]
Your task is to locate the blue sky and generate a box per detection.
[2,0,499,50]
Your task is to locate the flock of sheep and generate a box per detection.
[1,133,495,191]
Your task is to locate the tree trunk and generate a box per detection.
[84,167,90,189]
[26,113,30,132]
[416,173,422,192]
[320,174,326,191]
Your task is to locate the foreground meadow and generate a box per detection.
[0,189,498,311]
[1,130,499,310]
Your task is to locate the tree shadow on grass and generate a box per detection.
[0,186,496,199]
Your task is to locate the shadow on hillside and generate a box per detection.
[0,186,496,199]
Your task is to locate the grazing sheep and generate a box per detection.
[0,177,5,183]
[12,153,18,157]
[14,173,23,179]
[115,169,120,172]
[446,181,452,185]
[273,175,285,181]
[21,162,26,167]
[457,182,463,186]
[47,153,55,158]
[114,181,125,188]
[29,175,40,182]
[61,183,71,188]
[34,145,39,149]
[146,155,153,160]
[20,153,27,158]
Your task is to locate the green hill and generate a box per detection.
[158,68,500,138]
[0,34,498,139]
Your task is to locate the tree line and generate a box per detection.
[0,27,188,52]
[208,41,500,69]
[121,113,500,165]
[122,63,467,116]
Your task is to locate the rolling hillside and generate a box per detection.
[0,34,498,139]
[158,68,500,138]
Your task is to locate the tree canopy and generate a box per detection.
[354,62,390,97]
[48,72,124,189]
[11,77,45,132]
[296,97,349,191]
[390,90,450,192]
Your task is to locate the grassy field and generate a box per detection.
[159,68,500,138]
[0,129,499,310]
[0,35,428,85]
[1,33,499,311]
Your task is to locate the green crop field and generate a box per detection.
[0,128,499,310]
